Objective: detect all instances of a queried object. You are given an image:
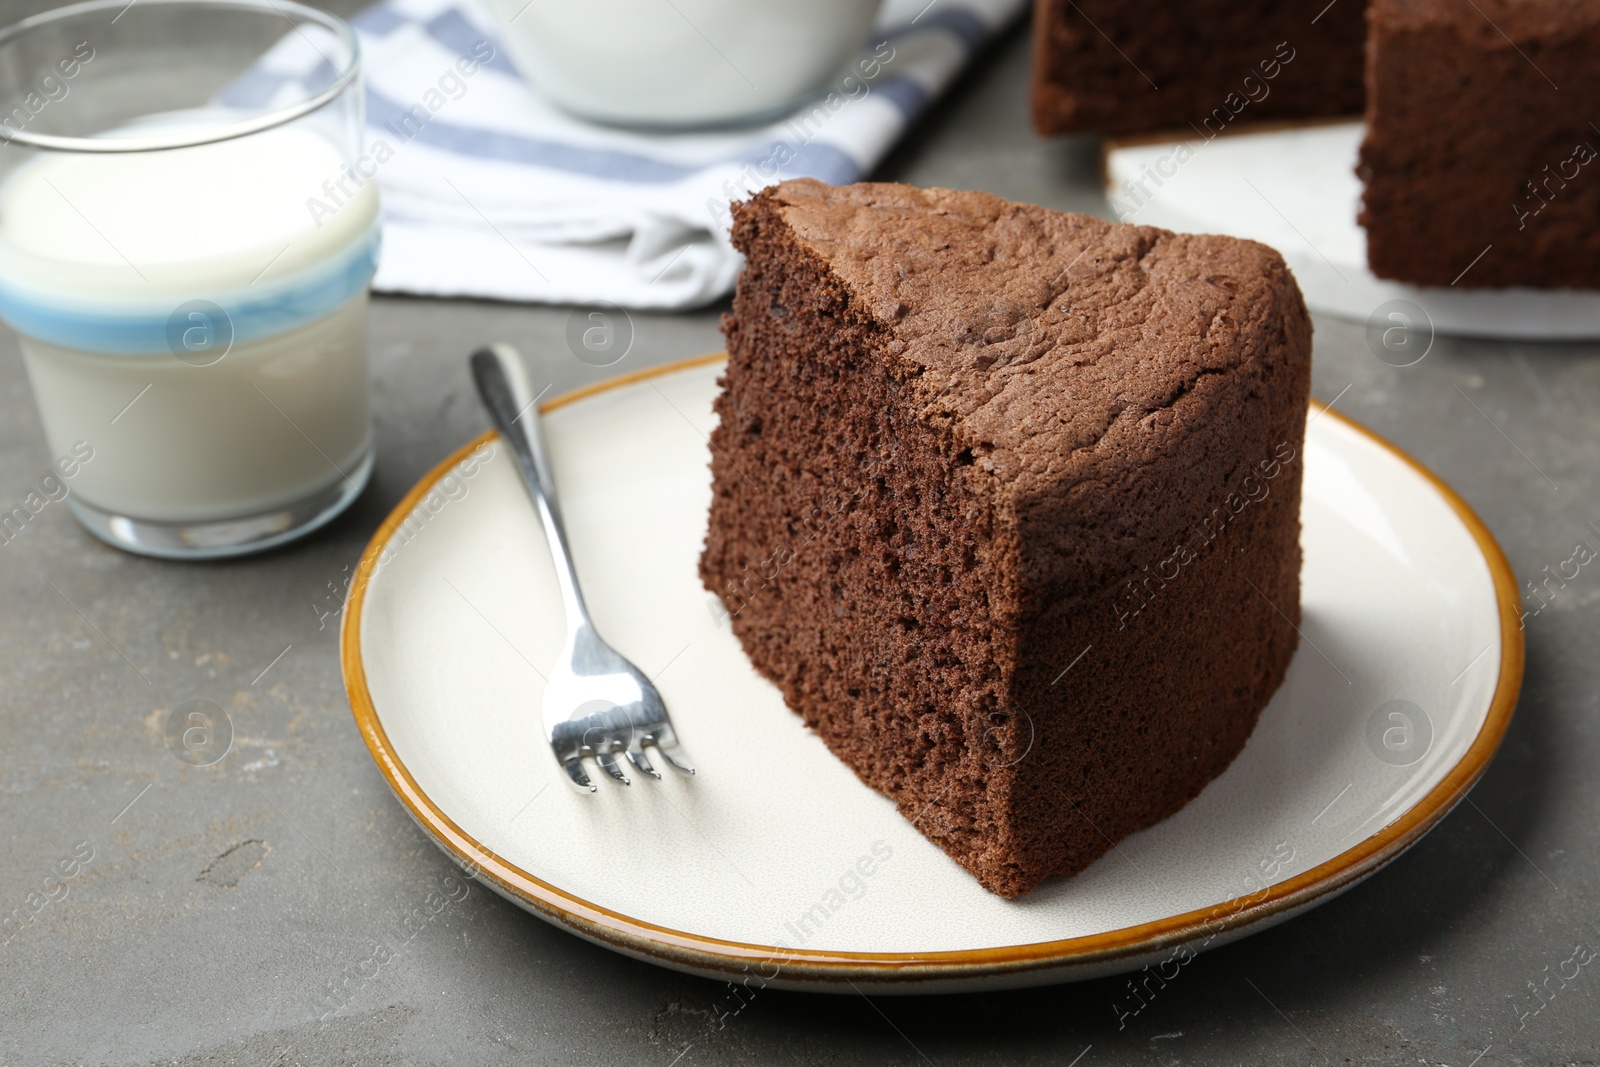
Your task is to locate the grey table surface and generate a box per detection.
[3,6,1598,1066]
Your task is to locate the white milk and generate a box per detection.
[0,122,378,525]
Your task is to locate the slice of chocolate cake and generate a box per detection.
[1030,0,1365,136]
[1358,0,1600,288]
[700,179,1310,898]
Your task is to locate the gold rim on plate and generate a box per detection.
[340,353,1524,989]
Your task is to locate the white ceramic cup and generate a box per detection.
[486,0,885,127]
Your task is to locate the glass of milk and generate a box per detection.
[0,0,378,558]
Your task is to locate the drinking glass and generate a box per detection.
[0,0,377,558]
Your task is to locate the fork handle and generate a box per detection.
[470,344,591,628]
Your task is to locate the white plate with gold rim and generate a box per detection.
[342,355,1521,994]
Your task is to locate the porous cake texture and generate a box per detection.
[700,179,1310,898]
[1358,0,1600,288]
[1030,0,1365,136]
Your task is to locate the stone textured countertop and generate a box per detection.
[2,4,1596,1064]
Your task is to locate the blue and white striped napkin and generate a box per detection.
[227,0,1025,309]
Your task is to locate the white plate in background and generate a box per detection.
[1104,121,1600,340]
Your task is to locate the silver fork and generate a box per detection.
[470,343,695,791]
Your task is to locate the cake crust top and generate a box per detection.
[761,178,1305,491]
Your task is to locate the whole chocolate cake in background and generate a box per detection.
[1358,0,1600,288]
[1030,0,1365,136]
[700,179,1311,898]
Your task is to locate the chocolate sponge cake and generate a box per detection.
[1358,0,1600,288]
[1031,0,1365,136]
[700,180,1310,898]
